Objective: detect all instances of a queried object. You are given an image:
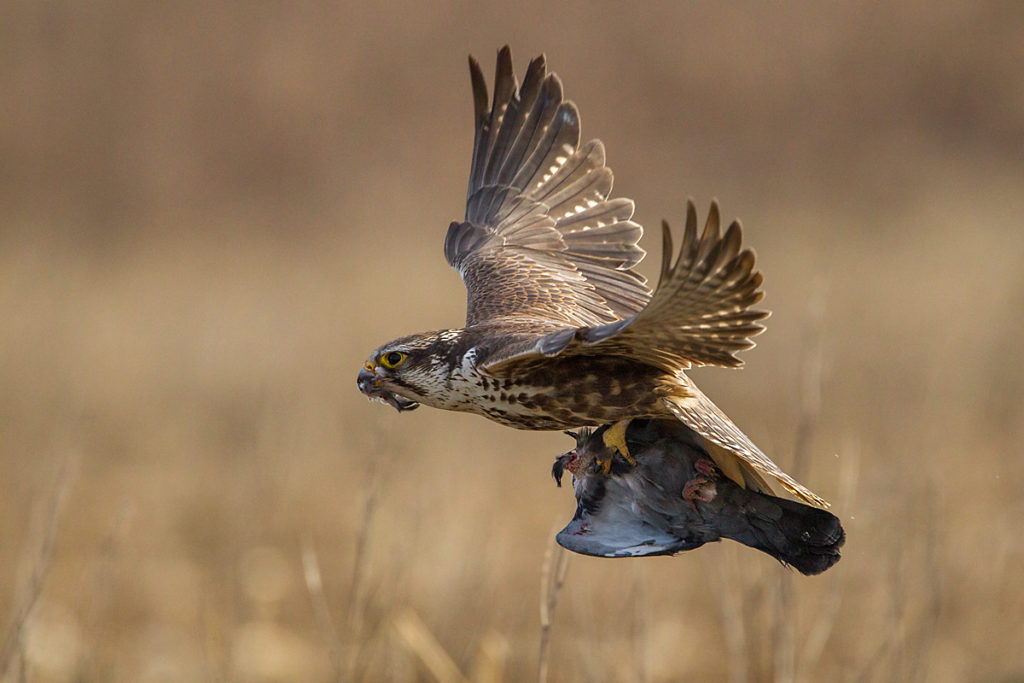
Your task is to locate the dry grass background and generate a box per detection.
[2,1,1024,681]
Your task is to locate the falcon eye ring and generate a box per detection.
[380,351,406,369]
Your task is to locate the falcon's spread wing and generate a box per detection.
[444,47,650,328]
[619,201,767,370]
[478,200,769,374]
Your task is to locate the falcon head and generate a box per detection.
[357,331,460,412]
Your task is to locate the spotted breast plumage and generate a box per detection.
[357,46,828,507]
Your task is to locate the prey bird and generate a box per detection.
[552,421,844,574]
[358,46,827,507]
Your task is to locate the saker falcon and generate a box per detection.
[357,46,827,507]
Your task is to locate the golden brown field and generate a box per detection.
[3,1,1023,681]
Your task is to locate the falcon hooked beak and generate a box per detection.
[357,364,420,412]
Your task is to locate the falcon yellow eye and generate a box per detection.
[380,351,406,369]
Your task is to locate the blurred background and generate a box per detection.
[2,1,1023,681]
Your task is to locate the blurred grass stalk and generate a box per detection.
[0,451,80,680]
[301,458,381,682]
[537,532,569,683]
[302,538,348,681]
[393,609,470,683]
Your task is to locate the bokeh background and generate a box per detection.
[3,1,1023,681]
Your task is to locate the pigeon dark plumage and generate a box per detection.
[552,420,845,575]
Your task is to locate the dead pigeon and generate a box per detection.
[552,419,844,575]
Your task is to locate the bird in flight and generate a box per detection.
[357,46,826,507]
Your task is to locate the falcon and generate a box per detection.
[357,46,827,507]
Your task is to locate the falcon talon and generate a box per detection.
[601,419,635,467]
[593,446,634,476]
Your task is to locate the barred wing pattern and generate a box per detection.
[479,200,768,373]
[665,388,828,507]
[623,201,768,370]
[444,47,650,328]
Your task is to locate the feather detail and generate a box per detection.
[447,46,650,328]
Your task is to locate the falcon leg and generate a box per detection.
[598,419,636,474]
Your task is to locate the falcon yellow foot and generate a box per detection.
[599,419,636,473]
